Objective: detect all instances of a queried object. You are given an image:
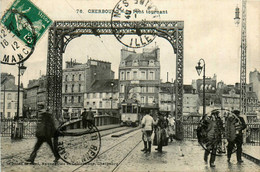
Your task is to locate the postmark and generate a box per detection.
[111,0,160,48]
[57,121,101,165]
[0,0,52,65]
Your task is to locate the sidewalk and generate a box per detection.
[117,140,260,172]
[243,145,260,165]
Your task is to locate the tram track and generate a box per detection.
[111,140,142,172]
[72,129,141,172]
[1,126,133,160]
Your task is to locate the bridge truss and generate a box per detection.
[46,20,184,139]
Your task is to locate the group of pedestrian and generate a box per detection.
[199,109,246,168]
[141,110,175,153]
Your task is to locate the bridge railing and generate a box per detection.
[245,123,260,146]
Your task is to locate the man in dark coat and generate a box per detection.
[203,111,223,167]
[26,108,60,164]
[87,107,94,126]
[154,113,168,153]
[81,108,88,128]
[227,110,247,163]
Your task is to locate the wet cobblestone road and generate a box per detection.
[1,128,260,172]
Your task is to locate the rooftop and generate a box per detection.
[87,79,119,93]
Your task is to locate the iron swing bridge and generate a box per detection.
[46,20,184,139]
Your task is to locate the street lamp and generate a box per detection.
[195,59,206,116]
[110,82,114,116]
[234,6,240,26]
[12,63,27,139]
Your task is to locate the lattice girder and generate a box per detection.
[46,20,184,139]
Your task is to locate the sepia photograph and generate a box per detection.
[1,0,260,171]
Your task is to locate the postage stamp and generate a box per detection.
[0,0,52,65]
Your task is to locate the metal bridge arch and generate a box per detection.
[46,20,184,138]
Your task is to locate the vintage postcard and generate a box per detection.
[1,0,260,171]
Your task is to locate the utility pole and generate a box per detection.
[235,0,247,114]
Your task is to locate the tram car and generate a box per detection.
[121,100,141,127]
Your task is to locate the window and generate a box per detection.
[72,75,75,81]
[7,112,11,118]
[120,72,125,80]
[0,102,3,109]
[87,94,90,98]
[7,93,12,100]
[141,97,145,103]
[65,75,68,81]
[126,72,130,80]
[78,84,81,92]
[71,96,74,103]
[133,71,137,80]
[87,102,89,105]
[120,85,124,93]
[93,102,96,106]
[99,101,102,108]
[99,93,102,98]
[79,74,81,81]
[7,103,11,109]
[65,97,67,103]
[141,71,146,80]
[72,84,74,93]
[149,72,154,80]
[78,96,81,103]
[65,85,68,92]
[141,87,146,93]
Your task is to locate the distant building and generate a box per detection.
[159,82,175,114]
[24,75,47,118]
[84,79,119,118]
[118,47,160,112]
[0,73,24,119]
[183,85,200,116]
[62,58,114,116]
[221,87,240,111]
[246,84,259,113]
[159,83,199,116]
[196,74,220,114]
[249,69,260,100]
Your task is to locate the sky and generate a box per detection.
[1,0,260,87]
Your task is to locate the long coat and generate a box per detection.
[36,112,56,139]
[153,118,168,146]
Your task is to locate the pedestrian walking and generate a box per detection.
[87,107,94,126]
[153,112,168,153]
[141,111,154,153]
[167,114,175,142]
[226,110,247,163]
[26,107,60,164]
[81,108,88,128]
[203,111,223,168]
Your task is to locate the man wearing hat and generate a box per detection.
[227,110,247,163]
[26,106,60,164]
[81,108,88,128]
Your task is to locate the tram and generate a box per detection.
[121,100,141,127]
